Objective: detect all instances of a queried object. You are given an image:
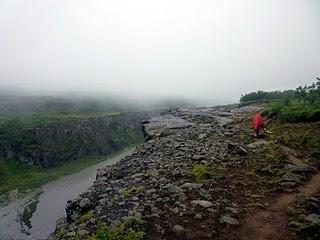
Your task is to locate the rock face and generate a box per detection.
[142,115,194,141]
[0,112,151,168]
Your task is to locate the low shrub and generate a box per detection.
[263,100,320,123]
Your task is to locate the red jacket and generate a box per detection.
[252,114,264,130]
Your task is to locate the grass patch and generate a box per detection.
[0,111,120,127]
[121,186,146,198]
[0,147,136,194]
[57,213,145,240]
[192,164,209,182]
[263,100,320,123]
[76,211,93,225]
[266,120,320,161]
[191,164,225,182]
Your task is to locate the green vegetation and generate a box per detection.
[248,119,320,188]
[121,186,146,198]
[192,164,209,182]
[76,211,93,225]
[19,194,42,229]
[56,214,145,240]
[0,111,120,126]
[109,128,144,150]
[263,100,320,123]
[0,148,135,194]
[191,164,223,182]
[242,78,320,123]
[79,226,145,240]
[240,90,295,103]
[0,111,121,154]
[267,121,320,157]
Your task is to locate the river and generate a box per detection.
[0,148,135,240]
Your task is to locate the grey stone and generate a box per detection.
[190,200,213,208]
[79,198,91,209]
[172,225,185,235]
[219,215,240,226]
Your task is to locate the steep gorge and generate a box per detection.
[0,112,151,168]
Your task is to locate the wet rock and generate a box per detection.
[258,165,274,175]
[78,229,90,236]
[281,172,303,183]
[302,214,320,225]
[181,182,203,190]
[178,192,187,202]
[284,164,317,174]
[193,154,206,161]
[285,206,298,216]
[247,140,269,149]
[56,217,68,230]
[227,143,248,155]
[287,221,305,230]
[163,184,182,194]
[79,198,91,210]
[190,200,213,208]
[225,207,239,214]
[198,133,207,140]
[142,115,193,140]
[172,224,185,235]
[219,215,240,226]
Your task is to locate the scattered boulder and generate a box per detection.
[79,198,92,210]
[219,215,240,226]
[172,224,185,236]
[190,200,213,208]
[227,143,248,155]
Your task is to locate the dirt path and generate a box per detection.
[235,146,320,240]
[228,108,320,240]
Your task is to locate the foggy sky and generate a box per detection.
[0,0,319,103]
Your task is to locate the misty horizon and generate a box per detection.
[0,0,319,103]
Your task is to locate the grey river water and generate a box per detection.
[0,148,135,240]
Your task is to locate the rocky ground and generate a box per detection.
[52,104,320,240]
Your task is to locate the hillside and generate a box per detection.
[52,104,320,240]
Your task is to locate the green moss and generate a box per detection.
[191,164,221,182]
[267,121,320,155]
[70,214,145,240]
[54,229,67,240]
[192,164,208,182]
[123,230,145,240]
[266,143,286,164]
[121,186,146,198]
[76,211,93,225]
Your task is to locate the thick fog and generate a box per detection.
[0,0,319,103]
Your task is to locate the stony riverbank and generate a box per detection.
[52,104,320,240]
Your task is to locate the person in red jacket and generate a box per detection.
[252,113,264,137]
